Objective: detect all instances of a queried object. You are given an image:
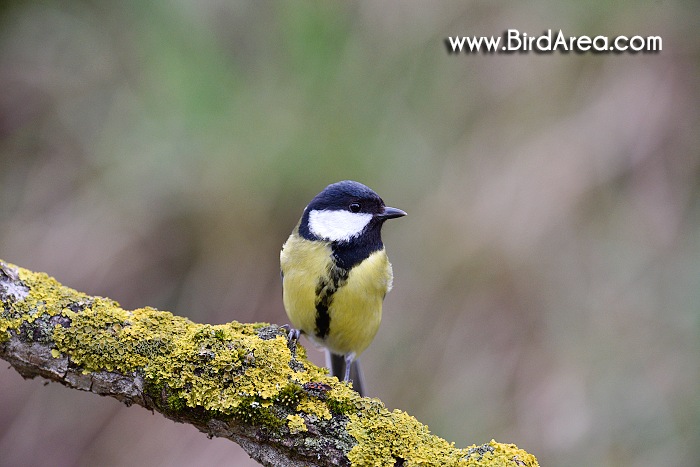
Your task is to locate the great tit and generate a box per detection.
[280,180,406,395]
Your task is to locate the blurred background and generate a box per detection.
[1,1,698,466]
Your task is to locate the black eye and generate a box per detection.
[349,203,361,213]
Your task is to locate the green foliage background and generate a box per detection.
[1,2,698,466]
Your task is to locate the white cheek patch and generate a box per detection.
[308,209,373,242]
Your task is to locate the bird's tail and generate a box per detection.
[328,351,366,397]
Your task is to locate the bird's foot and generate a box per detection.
[281,324,300,342]
[281,324,301,352]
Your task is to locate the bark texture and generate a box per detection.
[0,260,538,467]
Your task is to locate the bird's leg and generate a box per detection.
[343,352,356,382]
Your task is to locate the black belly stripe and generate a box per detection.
[314,265,349,339]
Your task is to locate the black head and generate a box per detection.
[298,180,406,269]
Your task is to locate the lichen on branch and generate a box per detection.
[0,259,538,467]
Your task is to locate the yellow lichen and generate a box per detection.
[286,414,308,434]
[347,408,539,467]
[0,263,93,341]
[461,440,539,467]
[297,397,332,421]
[1,261,540,466]
[347,407,456,467]
[0,264,333,420]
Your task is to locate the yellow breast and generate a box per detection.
[280,232,393,356]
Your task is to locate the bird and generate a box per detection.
[280,180,406,396]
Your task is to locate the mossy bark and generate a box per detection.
[0,260,538,467]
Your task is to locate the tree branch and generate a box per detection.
[0,259,538,467]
